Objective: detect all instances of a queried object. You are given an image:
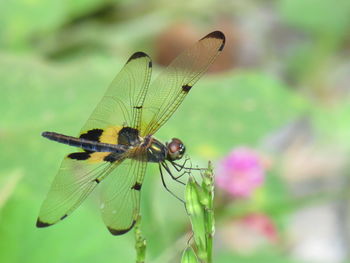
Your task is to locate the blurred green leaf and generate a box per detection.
[0,0,121,50]
[216,250,300,263]
[279,0,350,37]
[0,169,23,209]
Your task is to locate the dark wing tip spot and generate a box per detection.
[127,52,149,63]
[218,41,225,51]
[201,31,226,51]
[182,84,192,92]
[36,218,52,228]
[202,30,225,41]
[107,220,136,235]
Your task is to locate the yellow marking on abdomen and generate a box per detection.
[85,126,123,163]
[99,126,122,144]
[87,152,110,164]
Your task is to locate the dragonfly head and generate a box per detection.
[166,138,186,161]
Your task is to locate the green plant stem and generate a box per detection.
[183,162,215,263]
[134,215,146,263]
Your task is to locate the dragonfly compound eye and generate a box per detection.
[166,138,186,161]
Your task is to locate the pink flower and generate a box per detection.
[216,147,265,198]
[218,213,278,253]
[242,213,278,242]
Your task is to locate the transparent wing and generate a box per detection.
[99,149,147,235]
[81,52,152,134]
[36,154,120,227]
[140,31,225,136]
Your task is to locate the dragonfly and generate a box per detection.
[37,31,225,235]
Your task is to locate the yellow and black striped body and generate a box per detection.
[42,126,168,164]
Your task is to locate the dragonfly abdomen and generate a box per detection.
[42,131,129,153]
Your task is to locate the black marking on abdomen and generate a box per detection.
[182,85,192,92]
[60,214,68,220]
[80,129,103,142]
[67,152,90,160]
[42,131,130,153]
[94,178,100,184]
[148,61,152,68]
[134,106,142,109]
[131,182,142,191]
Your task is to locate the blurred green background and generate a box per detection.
[1,0,350,262]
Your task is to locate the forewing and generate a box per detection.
[99,149,147,235]
[81,52,152,134]
[36,154,120,227]
[140,31,225,136]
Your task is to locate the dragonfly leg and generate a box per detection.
[171,157,206,172]
[162,162,187,184]
[159,164,185,204]
[171,157,191,172]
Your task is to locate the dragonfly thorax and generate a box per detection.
[144,137,185,162]
[145,137,168,163]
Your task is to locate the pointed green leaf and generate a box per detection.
[181,246,199,263]
[185,176,207,260]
